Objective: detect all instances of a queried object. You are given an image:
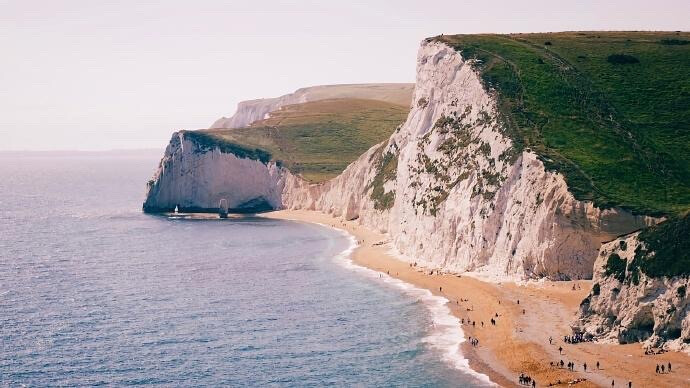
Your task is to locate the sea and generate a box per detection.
[0,152,489,387]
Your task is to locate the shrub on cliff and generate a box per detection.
[632,214,690,278]
[605,253,627,283]
[592,283,601,296]
[606,54,640,64]
[367,144,398,210]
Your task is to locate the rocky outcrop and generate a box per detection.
[145,40,654,281]
[143,132,286,213]
[575,233,690,352]
[210,83,414,129]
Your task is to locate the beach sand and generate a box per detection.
[263,210,690,387]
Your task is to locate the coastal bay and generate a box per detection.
[265,210,690,387]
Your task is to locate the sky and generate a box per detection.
[1,0,689,151]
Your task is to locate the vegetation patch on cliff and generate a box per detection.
[604,253,627,283]
[366,142,398,210]
[601,214,690,284]
[182,131,271,163]
[204,98,408,183]
[631,214,690,278]
[434,32,690,216]
[410,107,509,216]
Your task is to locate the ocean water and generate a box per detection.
[0,153,488,387]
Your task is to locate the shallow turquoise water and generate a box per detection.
[0,153,487,387]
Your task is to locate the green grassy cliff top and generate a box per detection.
[435,31,690,216]
[204,98,409,183]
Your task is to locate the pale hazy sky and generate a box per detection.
[2,1,688,151]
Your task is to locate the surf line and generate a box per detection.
[312,221,495,387]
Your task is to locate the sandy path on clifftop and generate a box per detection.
[263,210,690,388]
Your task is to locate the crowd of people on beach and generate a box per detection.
[644,346,666,355]
[656,362,672,374]
[468,336,479,347]
[371,259,676,388]
[563,333,592,344]
[518,373,536,387]
[549,359,586,372]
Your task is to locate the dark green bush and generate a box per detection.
[607,54,640,64]
[677,285,687,298]
[592,283,601,295]
[635,214,690,278]
[660,39,689,45]
[605,253,627,282]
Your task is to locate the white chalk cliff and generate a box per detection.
[210,83,414,129]
[143,133,285,213]
[575,234,690,352]
[145,40,653,281]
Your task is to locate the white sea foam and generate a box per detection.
[319,224,495,387]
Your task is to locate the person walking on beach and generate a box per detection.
[558,346,563,354]
[656,364,659,373]
[439,286,442,292]
[584,362,587,372]
[628,382,632,388]
[668,362,672,372]
[597,361,600,369]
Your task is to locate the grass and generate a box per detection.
[204,98,408,183]
[600,213,690,282]
[631,213,690,278]
[434,32,690,216]
[182,131,271,163]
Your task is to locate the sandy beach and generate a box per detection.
[263,209,690,387]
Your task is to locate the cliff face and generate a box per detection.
[280,41,651,280]
[143,132,286,213]
[210,83,414,129]
[145,40,652,280]
[575,234,690,352]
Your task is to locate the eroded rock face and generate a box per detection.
[145,40,653,281]
[143,132,286,213]
[575,234,690,353]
